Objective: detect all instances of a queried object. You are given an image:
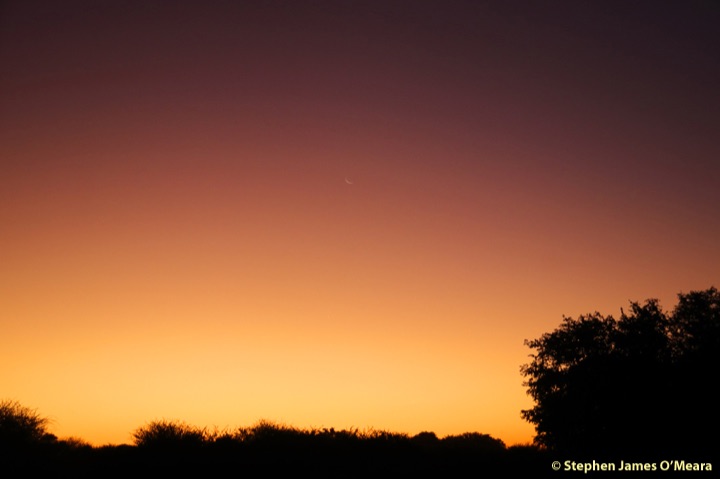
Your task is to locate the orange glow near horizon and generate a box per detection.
[1,1,718,447]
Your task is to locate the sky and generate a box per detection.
[1,0,718,446]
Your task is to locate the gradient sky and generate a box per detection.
[1,1,718,446]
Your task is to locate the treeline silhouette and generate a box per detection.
[0,401,546,476]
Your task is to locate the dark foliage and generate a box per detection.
[0,410,550,476]
[0,400,93,474]
[0,399,52,447]
[132,419,208,449]
[521,287,719,458]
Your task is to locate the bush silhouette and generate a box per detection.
[521,287,719,457]
[132,419,207,449]
[237,419,305,444]
[0,400,54,448]
[441,432,506,453]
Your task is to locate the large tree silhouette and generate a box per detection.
[521,287,719,457]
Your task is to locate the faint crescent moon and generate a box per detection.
[344,177,354,185]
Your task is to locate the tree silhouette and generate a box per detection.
[0,400,63,474]
[0,400,54,448]
[520,287,719,457]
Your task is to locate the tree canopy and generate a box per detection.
[521,287,719,457]
[0,400,53,448]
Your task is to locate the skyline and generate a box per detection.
[1,0,718,446]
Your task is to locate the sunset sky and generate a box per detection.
[1,1,718,446]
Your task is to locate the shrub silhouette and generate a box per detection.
[237,419,305,444]
[132,419,207,449]
[0,400,66,474]
[521,287,719,457]
[58,436,92,449]
[0,400,54,448]
[441,432,506,453]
